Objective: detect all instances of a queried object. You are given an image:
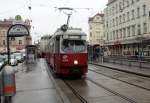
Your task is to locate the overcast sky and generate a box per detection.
[0,0,108,42]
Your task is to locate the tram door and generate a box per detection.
[54,36,60,71]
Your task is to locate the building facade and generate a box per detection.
[104,0,150,56]
[0,19,32,53]
[88,13,104,45]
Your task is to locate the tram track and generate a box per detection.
[89,64,150,91]
[46,62,88,103]
[89,68,150,92]
[61,72,138,103]
[86,77,137,103]
[46,60,149,103]
[63,79,88,103]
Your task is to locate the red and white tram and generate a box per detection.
[46,25,88,76]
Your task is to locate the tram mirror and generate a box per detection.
[56,36,60,40]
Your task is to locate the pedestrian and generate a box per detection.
[135,51,138,60]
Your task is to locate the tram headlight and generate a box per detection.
[74,60,78,65]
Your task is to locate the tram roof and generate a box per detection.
[54,28,86,36]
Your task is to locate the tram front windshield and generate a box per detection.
[62,39,86,53]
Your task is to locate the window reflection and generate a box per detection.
[62,39,86,53]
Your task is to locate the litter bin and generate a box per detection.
[0,71,3,96]
[3,65,16,96]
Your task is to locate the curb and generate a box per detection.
[90,63,150,78]
[44,60,71,103]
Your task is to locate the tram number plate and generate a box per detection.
[72,66,80,71]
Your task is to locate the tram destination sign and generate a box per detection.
[8,24,29,37]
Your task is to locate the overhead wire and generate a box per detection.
[0,0,32,21]
[0,5,26,15]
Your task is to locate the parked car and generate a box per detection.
[14,52,24,63]
[3,54,8,64]
[10,54,18,66]
[0,54,7,65]
[0,57,5,69]
[21,52,26,60]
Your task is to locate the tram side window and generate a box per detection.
[55,38,60,54]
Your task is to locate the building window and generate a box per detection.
[3,40,5,45]
[96,31,100,35]
[107,33,109,40]
[143,23,147,34]
[119,15,122,24]
[119,2,122,12]
[116,4,118,13]
[113,19,115,26]
[123,0,125,8]
[137,24,141,35]
[137,7,140,18]
[10,37,15,41]
[106,21,108,27]
[126,0,129,7]
[123,14,125,22]
[90,32,92,37]
[116,17,118,25]
[127,27,130,37]
[89,25,92,29]
[132,25,135,36]
[123,28,126,38]
[19,40,22,45]
[119,29,122,39]
[127,12,130,21]
[112,7,115,14]
[2,31,6,35]
[116,30,118,40]
[96,17,99,20]
[143,5,146,16]
[111,32,113,40]
[131,0,134,4]
[132,9,135,19]
[112,31,115,40]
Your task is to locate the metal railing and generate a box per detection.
[89,54,150,69]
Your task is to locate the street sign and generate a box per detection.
[8,24,29,37]
[13,15,23,24]
[15,15,22,21]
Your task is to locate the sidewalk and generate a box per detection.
[11,59,69,103]
[90,61,150,78]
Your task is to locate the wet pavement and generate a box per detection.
[11,59,63,103]
[88,66,150,103]
[62,79,131,103]
[1,59,149,103]
[89,64,150,90]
